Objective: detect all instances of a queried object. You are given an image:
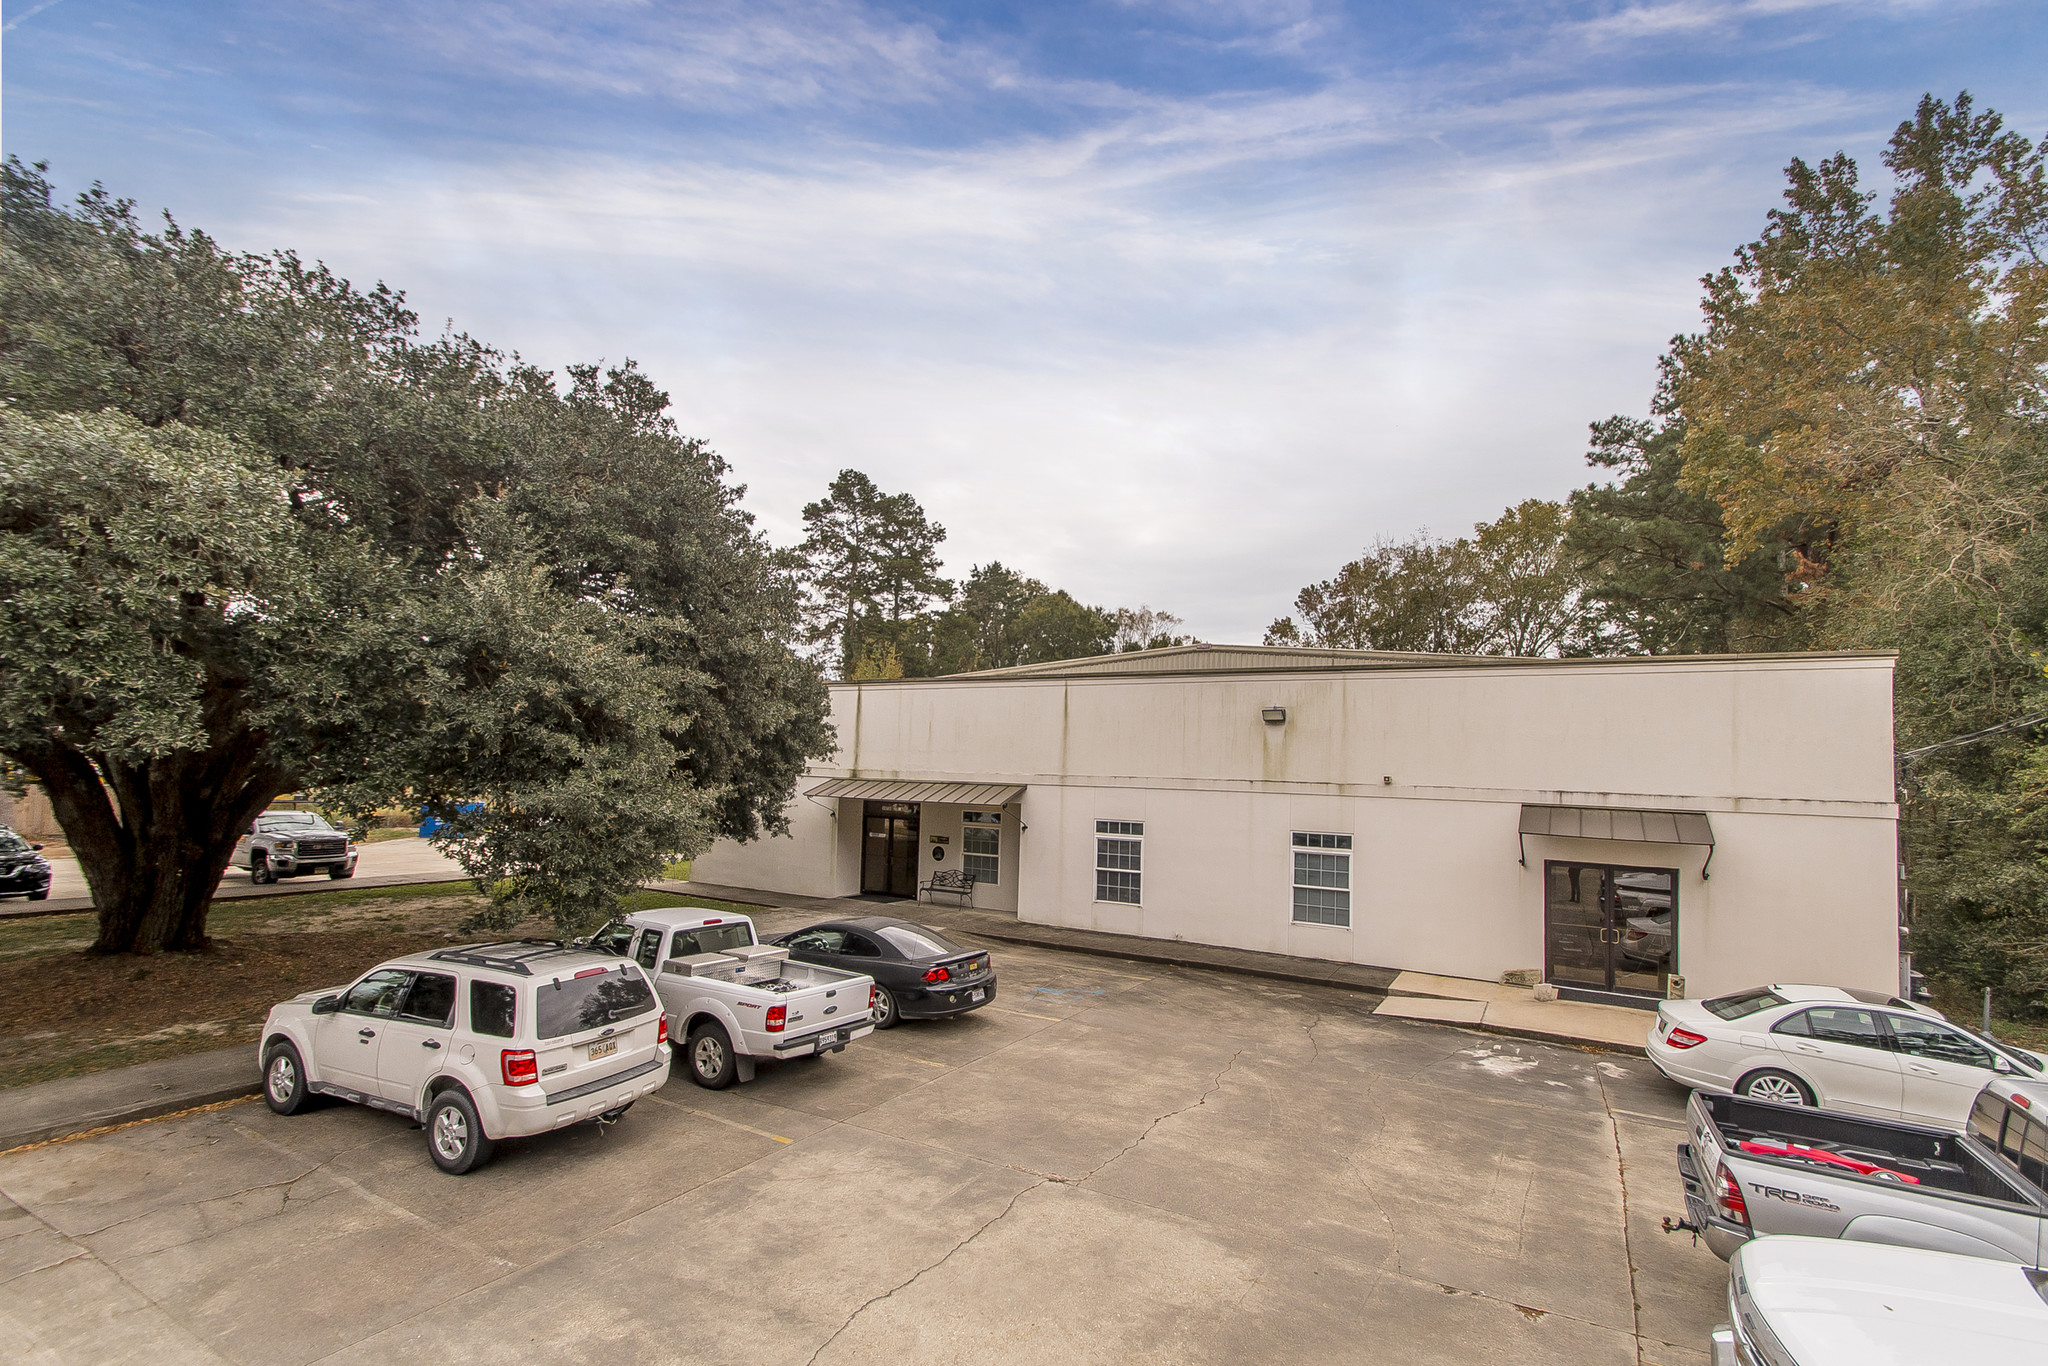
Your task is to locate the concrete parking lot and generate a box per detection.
[0,923,1726,1365]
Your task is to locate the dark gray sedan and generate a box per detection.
[769,917,996,1028]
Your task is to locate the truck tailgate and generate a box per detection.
[1684,1090,2043,1264]
[764,976,871,1051]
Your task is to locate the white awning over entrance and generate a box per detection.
[1519,804,1714,846]
[1518,803,1716,876]
[807,777,1026,807]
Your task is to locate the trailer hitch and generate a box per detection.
[1660,1216,1702,1247]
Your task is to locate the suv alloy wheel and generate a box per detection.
[425,1089,495,1174]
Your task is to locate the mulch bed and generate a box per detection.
[0,929,462,1090]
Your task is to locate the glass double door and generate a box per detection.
[1543,861,1677,997]
[861,801,921,897]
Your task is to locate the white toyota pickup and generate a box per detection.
[581,908,877,1088]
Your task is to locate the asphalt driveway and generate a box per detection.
[0,925,1725,1365]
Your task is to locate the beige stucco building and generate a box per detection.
[691,644,1901,1006]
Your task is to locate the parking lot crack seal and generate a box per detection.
[801,1176,1045,1365]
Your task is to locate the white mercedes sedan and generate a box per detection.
[1647,984,2043,1127]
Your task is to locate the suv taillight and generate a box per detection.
[657,1012,668,1046]
[923,966,951,983]
[765,1005,786,1033]
[1715,1164,1749,1227]
[1666,1028,1708,1050]
[501,1049,538,1086]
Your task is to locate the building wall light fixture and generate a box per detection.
[1261,707,1287,725]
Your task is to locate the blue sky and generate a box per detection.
[5,1,2044,642]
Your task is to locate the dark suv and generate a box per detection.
[0,827,53,902]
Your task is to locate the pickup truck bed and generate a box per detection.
[1679,1089,2047,1267]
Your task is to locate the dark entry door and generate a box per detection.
[1543,861,1676,997]
[861,802,921,897]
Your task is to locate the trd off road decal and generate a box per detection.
[1753,1184,1841,1212]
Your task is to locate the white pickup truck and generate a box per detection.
[1712,1235,2048,1365]
[1675,1077,2048,1266]
[581,908,877,1089]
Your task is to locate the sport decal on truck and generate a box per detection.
[1753,1184,1841,1213]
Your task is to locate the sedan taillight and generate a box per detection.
[1665,1028,1708,1050]
[923,966,951,984]
[501,1049,538,1086]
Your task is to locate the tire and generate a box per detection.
[1738,1068,1815,1108]
[328,864,353,880]
[27,889,48,901]
[251,853,275,885]
[871,984,900,1029]
[685,1021,738,1089]
[425,1090,495,1174]
[262,1041,312,1116]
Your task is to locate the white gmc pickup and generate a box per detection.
[580,908,877,1088]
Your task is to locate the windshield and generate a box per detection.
[0,831,31,855]
[258,813,337,833]
[877,925,966,959]
[1703,988,1787,1021]
[534,968,658,1039]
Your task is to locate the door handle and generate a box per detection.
[422,1040,442,1050]
[358,1028,376,1038]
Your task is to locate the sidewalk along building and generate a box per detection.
[690,644,1900,1007]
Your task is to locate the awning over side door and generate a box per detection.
[807,777,1027,807]
[1518,804,1716,876]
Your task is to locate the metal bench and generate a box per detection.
[920,869,976,907]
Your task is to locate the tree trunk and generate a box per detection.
[14,740,289,955]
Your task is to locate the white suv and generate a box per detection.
[258,942,672,1173]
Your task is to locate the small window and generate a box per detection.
[398,972,457,1027]
[471,981,517,1038]
[1096,822,1143,904]
[634,929,663,971]
[343,969,411,1017]
[961,812,1001,886]
[1292,832,1351,926]
[669,923,753,957]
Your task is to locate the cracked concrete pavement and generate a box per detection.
[0,917,1728,1365]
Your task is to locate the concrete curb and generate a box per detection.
[3,872,476,921]
[1,1046,264,1153]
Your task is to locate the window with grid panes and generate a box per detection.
[1095,820,1142,903]
[961,811,1001,885]
[1292,831,1351,925]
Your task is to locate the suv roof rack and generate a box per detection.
[425,940,571,977]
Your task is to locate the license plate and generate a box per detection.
[588,1036,618,1061]
[970,989,985,1003]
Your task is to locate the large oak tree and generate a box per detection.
[0,161,831,953]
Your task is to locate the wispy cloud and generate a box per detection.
[6,0,2038,638]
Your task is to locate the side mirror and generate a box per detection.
[310,994,341,1015]
[29,843,43,851]
[1993,1056,2016,1075]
